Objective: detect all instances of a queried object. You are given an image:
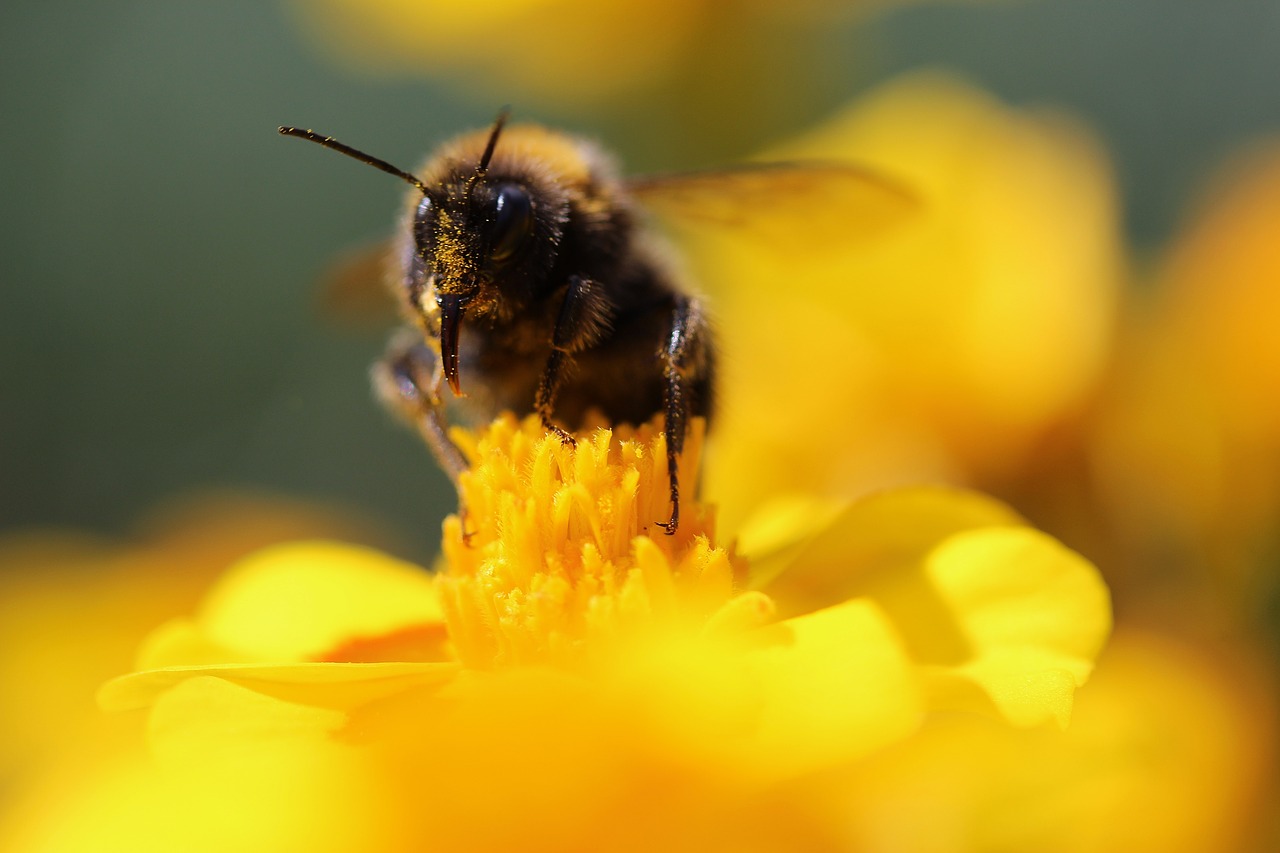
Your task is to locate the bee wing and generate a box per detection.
[315,240,400,328]
[626,162,918,249]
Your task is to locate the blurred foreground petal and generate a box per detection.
[814,630,1278,852]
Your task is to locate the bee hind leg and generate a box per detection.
[372,331,468,486]
[657,295,710,536]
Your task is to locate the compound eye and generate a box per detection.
[490,183,533,263]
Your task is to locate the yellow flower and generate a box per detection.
[288,0,991,107]
[290,0,705,101]
[793,629,1279,853]
[1091,141,1280,599]
[673,81,1279,848]
[42,413,1111,852]
[0,496,392,853]
[695,73,1123,531]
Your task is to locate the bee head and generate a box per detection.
[278,110,588,396]
[410,115,586,393]
[413,114,573,309]
[416,176,541,374]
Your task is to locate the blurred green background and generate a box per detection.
[3,0,1279,558]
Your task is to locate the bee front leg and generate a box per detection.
[534,348,577,447]
[535,275,610,446]
[373,331,468,486]
[658,295,710,535]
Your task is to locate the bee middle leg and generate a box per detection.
[657,294,709,535]
[372,332,468,486]
[535,275,610,447]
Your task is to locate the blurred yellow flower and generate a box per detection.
[1091,141,1280,601]
[798,629,1278,853]
[2,414,1110,852]
[291,0,704,100]
[0,495,391,853]
[696,73,1123,531]
[0,496,379,776]
[289,0,989,107]
[680,83,1279,849]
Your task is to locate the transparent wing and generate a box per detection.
[315,239,399,329]
[627,162,918,250]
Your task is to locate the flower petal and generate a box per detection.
[755,486,1023,619]
[53,678,444,851]
[750,487,1109,728]
[192,541,444,662]
[570,598,921,783]
[744,598,923,777]
[98,661,458,713]
[920,527,1111,727]
[803,629,1276,853]
[148,674,346,755]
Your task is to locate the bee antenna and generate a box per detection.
[278,126,430,195]
[465,107,511,198]
[476,107,510,175]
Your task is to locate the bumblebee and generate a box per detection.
[280,111,911,533]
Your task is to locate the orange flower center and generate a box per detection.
[436,414,746,669]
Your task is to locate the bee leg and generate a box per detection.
[535,275,610,447]
[657,295,708,535]
[373,332,469,486]
[535,349,577,447]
